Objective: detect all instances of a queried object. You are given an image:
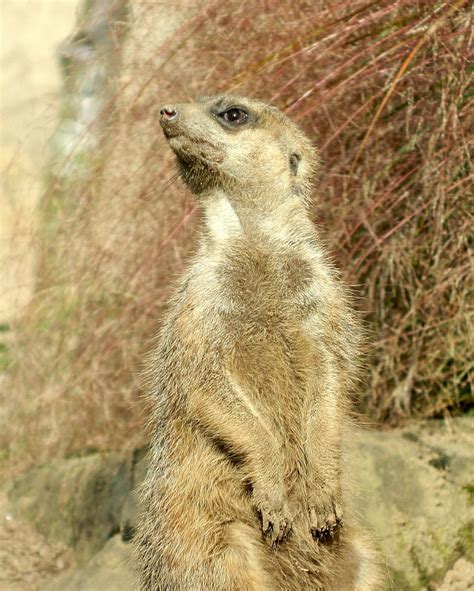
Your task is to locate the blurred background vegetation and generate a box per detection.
[1,0,472,469]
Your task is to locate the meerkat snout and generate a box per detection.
[160,105,185,142]
[160,105,178,120]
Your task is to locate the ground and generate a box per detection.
[0,493,73,591]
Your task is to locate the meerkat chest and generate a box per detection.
[190,241,336,384]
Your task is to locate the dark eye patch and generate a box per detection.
[211,103,256,130]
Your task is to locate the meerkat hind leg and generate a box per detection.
[349,529,385,591]
[222,521,274,591]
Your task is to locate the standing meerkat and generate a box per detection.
[135,95,383,590]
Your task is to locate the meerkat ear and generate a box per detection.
[289,152,301,175]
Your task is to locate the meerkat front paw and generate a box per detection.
[309,497,343,543]
[253,488,293,546]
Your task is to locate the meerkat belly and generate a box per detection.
[227,319,318,478]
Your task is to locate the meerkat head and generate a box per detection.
[159,95,318,206]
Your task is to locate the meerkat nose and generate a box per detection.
[160,106,178,120]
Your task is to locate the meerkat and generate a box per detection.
[134,95,383,590]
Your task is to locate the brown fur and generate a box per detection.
[134,95,384,590]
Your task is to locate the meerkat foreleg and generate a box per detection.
[305,390,344,543]
[188,372,293,546]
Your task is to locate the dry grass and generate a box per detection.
[2,0,472,466]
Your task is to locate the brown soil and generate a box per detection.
[0,493,74,591]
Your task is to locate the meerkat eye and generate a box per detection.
[220,107,248,125]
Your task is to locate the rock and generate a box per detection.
[6,418,474,589]
[7,451,134,562]
[437,558,474,591]
[120,448,149,542]
[350,417,474,589]
[44,535,138,591]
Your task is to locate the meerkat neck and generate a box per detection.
[203,191,243,244]
[202,190,315,249]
